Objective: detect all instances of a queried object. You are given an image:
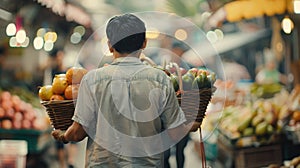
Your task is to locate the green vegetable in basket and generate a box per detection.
[207,73,216,86]
[192,75,203,89]
[170,74,179,92]
[185,72,195,81]
[200,72,209,87]
[187,68,198,78]
[182,74,193,90]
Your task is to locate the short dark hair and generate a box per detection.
[106,13,146,54]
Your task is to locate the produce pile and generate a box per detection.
[250,83,282,99]
[219,89,291,147]
[164,66,216,92]
[268,155,300,168]
[38,67,87,101]
[0,91,48,130]
[283,85,300,144]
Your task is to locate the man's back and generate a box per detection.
[74,57,186,167]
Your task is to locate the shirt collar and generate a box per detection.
[111,57,142,65]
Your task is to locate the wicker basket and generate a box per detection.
[168,62,216,124]
[41,100,76,130]
[177,87,216,123]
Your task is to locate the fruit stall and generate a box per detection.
[196,79,300,167]
[0,87,53,167]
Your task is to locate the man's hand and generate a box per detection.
[51,129,69,144]
[186,121,201,132]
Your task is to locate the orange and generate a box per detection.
[64,84,79,100]
[66,67,87,85]
[52,76,68,94]
[50,95,65,101]
[292,111,300,122]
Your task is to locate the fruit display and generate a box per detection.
[250,83,282,99]
[38,67,87,101]
[0,91,48,130]
[219,98,287,147]
[267,155,300,168]
[217,84,300,148]
[283,85,300,144]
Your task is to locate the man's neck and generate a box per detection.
[113,50,141,59]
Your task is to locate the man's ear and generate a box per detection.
[107,41,113,53]
[141,39,147,49]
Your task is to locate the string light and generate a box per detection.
[281,15,294,34]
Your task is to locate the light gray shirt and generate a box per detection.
[72,56,186,167]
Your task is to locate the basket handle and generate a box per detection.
[140,55,157,67]
[168,62,183,93]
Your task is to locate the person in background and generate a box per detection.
[51,13,200,167]
[255,48,287,85]
[0,46,29,90]
[163,40,191,168]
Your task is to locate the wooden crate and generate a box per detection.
[217,139,282,168]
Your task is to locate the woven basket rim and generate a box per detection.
[41,99,76,105]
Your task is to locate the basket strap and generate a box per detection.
[199,128,207,168]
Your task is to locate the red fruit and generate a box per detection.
[13,120,22,129]
[13,112,23,121]
[1,100,13,111]
[0,107,5,118]
[188,68,198,77]
[0,91,11,101]
[22,119,31,129]
[5,108,14,118]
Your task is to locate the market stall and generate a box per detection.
[192,79,300,167]
[0,88,52,167]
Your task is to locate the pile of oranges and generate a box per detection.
[39,67,88,101]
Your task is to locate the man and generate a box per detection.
[52,13,200,167]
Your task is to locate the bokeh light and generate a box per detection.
[6,23,17,36]
[16,29,27,44]
[33,37,44,50]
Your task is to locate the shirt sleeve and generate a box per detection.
[72,75,96,128]
[160,77,186,129]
